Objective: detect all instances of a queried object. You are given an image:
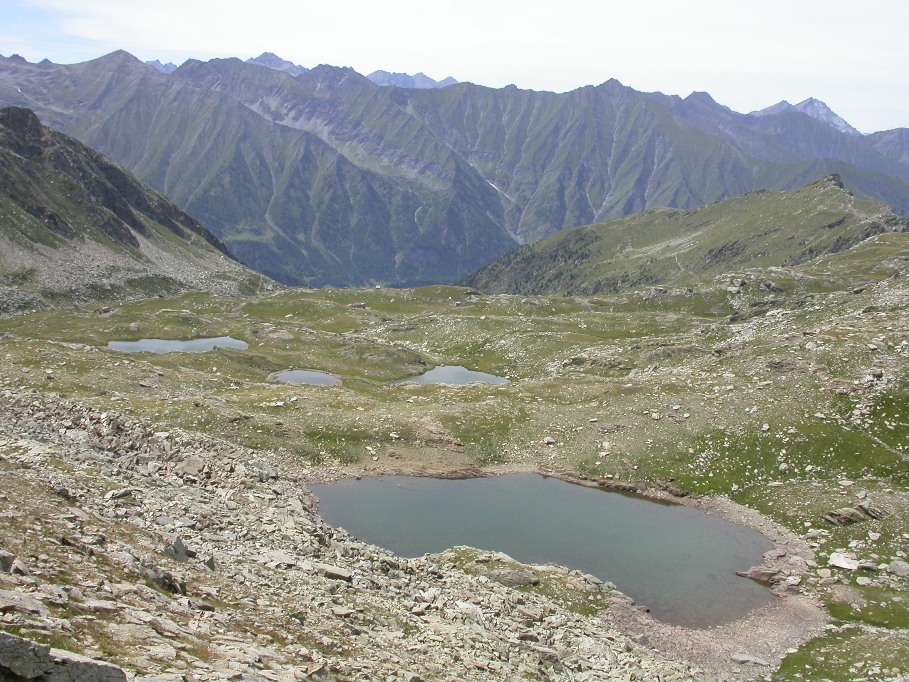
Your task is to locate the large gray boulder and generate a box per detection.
[0,631,127,681]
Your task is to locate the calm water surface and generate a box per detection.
[271,369,341,386]
[398,365,509,385]
[310,474,775,628]
[108,337,248,354]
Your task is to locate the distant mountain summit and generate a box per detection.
[245,52,309,77]
[145,59,178,74]
[752,97,861,136]
[367,70,458,89]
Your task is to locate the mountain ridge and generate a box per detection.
[2,50,908,287]
[464,175,909,295]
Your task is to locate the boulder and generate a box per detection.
[856,500,888,520]
[164,536,196,562]
[0,550,15,573]
[828,553,860,571]
[174,456,206,479]
[490,569,539,587]
[824,507,867,526]
[315,563,352,582]
[137,562,186,594]
[736,566,781,585]
[0,631,127,681]
[888,560,909,577]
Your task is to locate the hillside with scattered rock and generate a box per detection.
[0,106,270,315]
[0,232,906,678]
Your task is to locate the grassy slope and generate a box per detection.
[465,177,909,295]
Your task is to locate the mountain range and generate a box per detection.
[152,53,460,90]
[2,50,908,287]
[0,106,266,314]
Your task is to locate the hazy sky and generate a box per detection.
[2,0,906,133]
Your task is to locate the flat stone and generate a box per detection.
[736,566,780,584]
[315,563,352,582]
[0,589,50,617]
[888,560,909,577]
[731,653,769,666]
[828,553,860,571]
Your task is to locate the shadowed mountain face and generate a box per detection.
[464,176,909,295]
[0,106,265,313]
[2,51,908,287]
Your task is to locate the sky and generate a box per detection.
[1,0,906,134]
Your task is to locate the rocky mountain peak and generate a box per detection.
[246,52,309,77]
[824,173,846,189]
[367,70,458,89]
[793,97,862,136]
[304,64,374,91]
[145,59,178,74]
[752,98,861,136]
[752,100,795,116]
[0,106,43,141]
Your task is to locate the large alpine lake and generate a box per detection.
[310,473,776,628]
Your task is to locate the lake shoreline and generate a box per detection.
[303,462,829,678]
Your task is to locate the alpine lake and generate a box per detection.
[310,473,774,628]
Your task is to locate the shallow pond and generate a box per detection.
[310,474,775,628]
[270,369,341,386]
[397,365,509,385]
[107,337,248,354]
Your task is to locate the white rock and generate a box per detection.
[828,553,860,570]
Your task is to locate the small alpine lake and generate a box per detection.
[310,473,776,628]
[269,369,341,386]
[397,365,509,385]
[107,336,248,354]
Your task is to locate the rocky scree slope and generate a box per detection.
[0,106,269,315]
[2,52,909,287]
[0,387,704,681]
